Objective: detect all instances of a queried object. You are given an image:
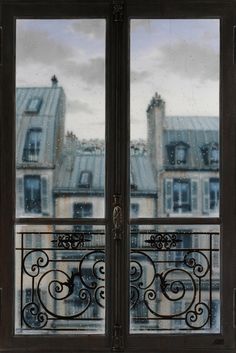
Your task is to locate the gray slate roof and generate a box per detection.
[16,86,65,167]
[165,116,218,130]
[16,87,64,119]
[164,116,219,170]
[54,152,157,194]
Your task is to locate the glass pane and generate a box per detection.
[16,19,106,218]
[15,224,105,334]
[130,20,219,217]
[130,224,220,333]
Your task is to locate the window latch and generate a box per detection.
[112,324,123,351]
[112,194,123,240]
[112,0,124,22]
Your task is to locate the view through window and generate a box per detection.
[15,18,220,336]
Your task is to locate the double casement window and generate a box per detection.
[1,1,236,353]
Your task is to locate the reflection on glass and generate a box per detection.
[16,19,106,218]
[130,19,219,217]
[15,224,105,334]
[130,224,220,333]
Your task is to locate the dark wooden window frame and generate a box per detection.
[0,0,236,352]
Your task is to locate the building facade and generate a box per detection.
[15,80,220,333]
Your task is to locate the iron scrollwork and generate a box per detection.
[18,231,105,332]
[112,194,123,240]
[112,0,124,22]
[130,231,220,331]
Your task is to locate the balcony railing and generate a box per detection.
[15,230,219,333]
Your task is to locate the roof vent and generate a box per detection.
[51,75,58,88]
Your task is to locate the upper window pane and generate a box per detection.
[16,19,106,218]
[130,19,219,218]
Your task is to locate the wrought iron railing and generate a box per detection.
[130,230,220,332]
[15,230,220,333]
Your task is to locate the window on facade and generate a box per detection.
[210,145,219,164]
[209,178,219,211]
[166,142,189,166]
[73,203,93,232]
[78,171,92,188]
[24,175,41,213]
[130,172,137,190]
[23,128,42,162]
[173,179,191,213]
[25,97,42,114]
[175,144,188,164]
[201,143,219,166]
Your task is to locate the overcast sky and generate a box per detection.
[16,19,219,139]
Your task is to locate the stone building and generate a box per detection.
[15,80,220,333]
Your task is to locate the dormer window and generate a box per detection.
[23,128,42,162]
[166,142,189,165]
[130,171,137,191]
[201,143,219,165]
[210,145,219,164]
[25,97,42,114]
[78,171,92,188]
[175,145,187,164]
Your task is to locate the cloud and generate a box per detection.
[16,27,105,86]
[70,20,106,39]
[61,57,105,85]
[131,70,150,83]
[16,28,73,66]
[157,41,219,82]
[131,20,152,31]
[67,99,93,114]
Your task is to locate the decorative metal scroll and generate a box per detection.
[113,0,124,22]
[130,231,220,332]
[112,194,123,240]
[16,231,105,332]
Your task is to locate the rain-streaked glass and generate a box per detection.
[130,224,220,333]
[15,224,105,334]
[130,19,219,218]
[16,19,106,219]
[15,19,106,335]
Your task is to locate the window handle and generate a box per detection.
[112,194,123,240]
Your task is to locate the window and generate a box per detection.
[173,179,191,213]
[25,97,42,114]
[130,172,137,190]
[78,171,92,188]
[23,128,42,162]
[24,175,41,213]
[201,143,219,166]
[166,142,189,165]
[210,145,219,164]
[210,178,219,211]
[1,1,235,353]
[73,203,93,232]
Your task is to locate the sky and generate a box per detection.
[16,19,219,140]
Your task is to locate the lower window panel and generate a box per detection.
[129,224,220,334]
[15,224,105,334]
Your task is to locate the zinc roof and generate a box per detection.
[164,116,219,170]
[55,152,156,193]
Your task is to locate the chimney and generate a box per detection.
[147,92,165,174]
[51,75,58,88]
